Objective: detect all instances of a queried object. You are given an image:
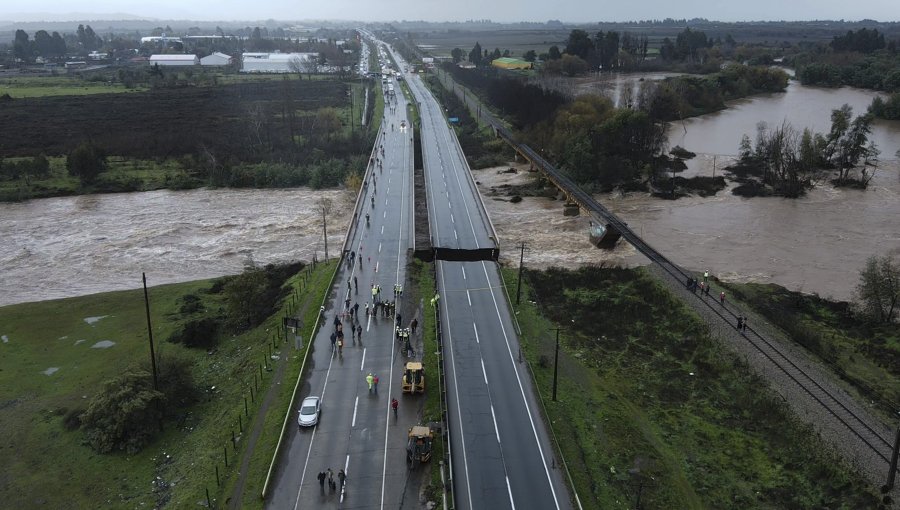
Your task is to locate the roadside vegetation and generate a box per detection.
[502,265,881,509]
[408,259,449,507]
[721,253,900,421]
[0,260,336,508]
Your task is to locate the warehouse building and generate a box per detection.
[149,54,199,66]
[200,52,232,67]
[241,52,317,73]
[491,57,532,70]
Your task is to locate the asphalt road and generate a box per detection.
[266,67,423,510]
[392,49,574,510]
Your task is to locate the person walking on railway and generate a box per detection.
[742,316,748,332]
[704,284,710,297]
[720,291,726,305]
[703,270,709,283]
[737,316,743,330]
[686,276,692,289]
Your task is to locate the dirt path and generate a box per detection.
[228,283,317,509]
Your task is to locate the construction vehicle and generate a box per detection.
[401,362,425,394]
[406,425,433,467]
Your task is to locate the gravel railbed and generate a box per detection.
[646,263,898,503]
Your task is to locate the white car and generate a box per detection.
[298,396,321,427]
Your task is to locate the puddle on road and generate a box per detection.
[84,315,109,325]
[91,340,116,349]
[42,367,59,375]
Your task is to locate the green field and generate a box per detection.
[0,76,148,98]
[501,265,880,509]
[0,261,336,509]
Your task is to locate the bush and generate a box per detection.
[81,369,165,454]
[155,352,199,408]
[167,317,220,349]
[224,262,303,331]
[178,293,203,314]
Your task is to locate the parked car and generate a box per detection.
[298,396,321,427]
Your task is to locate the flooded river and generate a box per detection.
[0,188,352,306]
[3,77,898,306]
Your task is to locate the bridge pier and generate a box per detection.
[563,202,580,216]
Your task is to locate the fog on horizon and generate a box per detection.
[0,0,898,23]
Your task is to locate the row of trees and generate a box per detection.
[12,24,103,60]
[737,104,878,196]
[793,28,900,91]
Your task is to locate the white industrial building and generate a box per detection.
[200,52,232,66]
[240,52,317,73]
[149,54,199,66]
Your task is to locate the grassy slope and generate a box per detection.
[722,282,900,421]
[0,76,148,98]
[0,261,336,508]
[501,265,880,509]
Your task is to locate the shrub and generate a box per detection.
[62,407,84,431]
[81,369,165,454]
[167,317,220,349]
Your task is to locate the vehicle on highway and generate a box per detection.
[297,396,321,427]
[401,362,425,394]
[406,425,433,467]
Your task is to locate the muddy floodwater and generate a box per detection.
[0,188,352,306]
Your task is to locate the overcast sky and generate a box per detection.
[0,0,898,23]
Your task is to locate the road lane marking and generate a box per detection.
[352,396,359,427]
[383,211,386,219]
[454,230,458,240]
[473,323,479,344]
[378,242,382,253]
[490,403,501,444]
[506,477,517,510]
[461,266,466,279]
[467,290,471,306]
[481,359,488,385]
[360,348,366,371]
[381,225,384,234]
[451,213,455,223]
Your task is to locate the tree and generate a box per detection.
[738,134,753,161]
[13,29,31,61]
[565,29,593,60]
[81,369,165,454]
[450,47,464,63]
[855,254,900,323]
[468,42,483,66]
[67,142,107,184]
[547,45,561,60]
[523,50,536,62]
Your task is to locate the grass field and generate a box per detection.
[0,260,336,509]
[0,75,148,98]
[501,265,880,509]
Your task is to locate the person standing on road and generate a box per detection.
[338,469,346,492]
[373,374,379,393]
[391,398,399,419]
[357,324,362,342]
[354,302,359,316]
[327,468,335,492]
[354,276,358,293]
[411,318,418,335]
[318,471,326,491]
[366,373,374,393]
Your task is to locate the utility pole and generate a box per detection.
[322,206,328,260]
[516,241,526,305]
[551,327,563,401]
[142,273,162,431]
